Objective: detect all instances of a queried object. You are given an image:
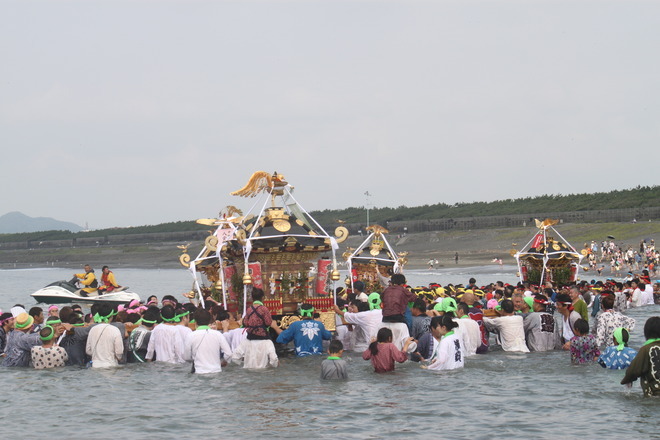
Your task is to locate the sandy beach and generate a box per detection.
[1,221,657,271]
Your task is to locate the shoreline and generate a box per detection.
[1,222,657,273]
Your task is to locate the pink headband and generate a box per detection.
[128,299,140,308]
[48,305,59,311]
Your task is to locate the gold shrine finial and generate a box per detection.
[366,224,389,236]
[230,171,287,198]
[534,218,559,230]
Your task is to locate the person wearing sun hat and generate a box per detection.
[2,312,42,367]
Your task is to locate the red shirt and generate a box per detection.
[243,304,273,339]
[362,342,408,373]
[381,285,417,318]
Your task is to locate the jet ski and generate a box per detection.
[31,280,140,306]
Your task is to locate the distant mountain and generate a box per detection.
[0,211,83,234]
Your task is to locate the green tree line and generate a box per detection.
[1,186,657,244]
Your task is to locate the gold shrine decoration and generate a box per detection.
[535,218,559,230]
[230,171,287,198]
[334,226,349,243]
[366,224,389,236]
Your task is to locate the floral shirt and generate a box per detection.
[570,334,600,364]
[595,310,635,348]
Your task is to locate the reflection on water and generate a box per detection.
[0,268,658,438]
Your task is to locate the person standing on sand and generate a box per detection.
[455,252,459,264]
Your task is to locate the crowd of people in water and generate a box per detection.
[584,238,658,276]
[1,267,659,396]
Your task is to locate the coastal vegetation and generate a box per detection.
[310,185,660,225]
[0,186,657,244]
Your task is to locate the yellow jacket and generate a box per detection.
[75,272,97,293]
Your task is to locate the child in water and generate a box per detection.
[598,327,637,370]
[321,340,348,380]
[570,319,600,364]
[423,314,464,371]
[362,327,414,373]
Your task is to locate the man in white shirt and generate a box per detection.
[86,304,123,368]
[454,302,481,356]
[334,301,382,352]
[641,282,655,305]
[483,299,529,353]
[184,309,232,374]
[146,305,186,363]
[630,281,644,308]
[353,281,369,303]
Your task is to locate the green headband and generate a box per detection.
[141,318,157,325]
[613,327,626,351]
[15,316,33,329]
[47,319,62,325]
[368,293,381,310]
[161,314,178,323]
[300,307,314,318]
[40,325,55,342]
[174,311,190,322]
[94,311,114,323]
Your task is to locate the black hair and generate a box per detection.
[194,309,212,326]
[147,295,158,303]
[457,302,470,316]
[71,304,82,311]
[336,298,347,309]
[251,288,265,302]
[356,302,370,312]
[142,310,159,328]
[328,339,343,354]
[216,309,230,322]
[615,328,630,347]
[430,315,443,329]
[500,299,514,314]
[369,327,393,356]
[58,306,74,323]
[469,278,476,285]
[391,274,406,285]
[29,307,43,317]
[413,298,427,313]
[39,326,54,341]
[574,319,589,336]
[68,314,84,325]
[643,316,660,340]
[638,282,646,290]
[160,305,176,321]
[127,313,142,324]
[162,295,178,306]
[45,316,61,324]
[98,303,114,319]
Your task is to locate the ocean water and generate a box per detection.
[0,267,658,439]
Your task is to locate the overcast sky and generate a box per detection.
[1,0,658,229]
